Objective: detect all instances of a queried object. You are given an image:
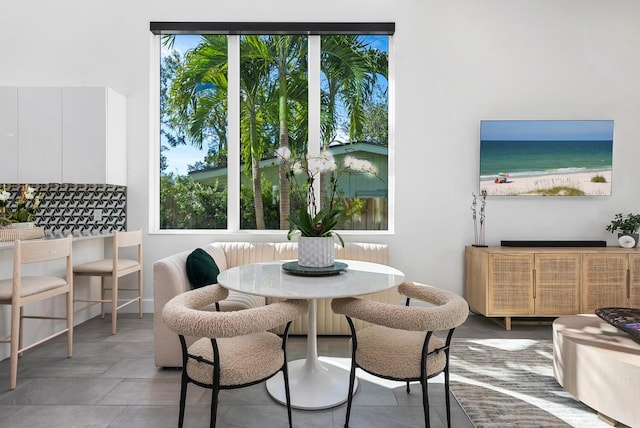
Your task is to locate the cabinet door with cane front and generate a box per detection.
[534,253,580,315]
[582,253,628,314]
[628,254,640,308]
[487,254,535,315]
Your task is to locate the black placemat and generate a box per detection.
[281,261,348,276]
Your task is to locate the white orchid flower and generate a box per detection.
[360,160,375,173]
[307,157,324,173]
[0,191,10,202]
[320,150,335,163]
[324,159,337,172]
[343,156,356,169]
[351,158,364,171]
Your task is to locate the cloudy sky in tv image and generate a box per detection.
[480,120,614,142]
[479,120,614,179]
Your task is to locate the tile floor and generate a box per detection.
[0,313,552,428]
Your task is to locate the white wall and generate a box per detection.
[2,0,640,302]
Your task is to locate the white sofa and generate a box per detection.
[153,241,399,367]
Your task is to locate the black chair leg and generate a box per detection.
[283,367,293,428]
[444,366,451,428]
[406,381,411,393]
[421,378,430,428]
[178,374,188,428]
[211,384,220,428]
[344,361,357,428]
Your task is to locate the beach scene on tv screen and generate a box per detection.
[479,120,613,196]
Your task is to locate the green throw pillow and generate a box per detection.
[185,248,220,289]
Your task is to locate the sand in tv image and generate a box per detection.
[479,120,614,196]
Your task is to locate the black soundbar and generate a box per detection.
[501,240,606,247]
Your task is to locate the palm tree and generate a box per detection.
[318,36,388,200]
[239,36,274,229]
[164,35,229,158]
[266,35,308,230]
[321,36,374,147]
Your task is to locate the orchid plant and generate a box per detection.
[275,147,378,246]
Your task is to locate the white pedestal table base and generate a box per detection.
[266,357,358,410]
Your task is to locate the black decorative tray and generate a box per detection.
[595,307,640,345]
[282,261,348,276]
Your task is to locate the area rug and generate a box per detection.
[449,339,613,428]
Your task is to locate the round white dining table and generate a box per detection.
[216,259,405,410]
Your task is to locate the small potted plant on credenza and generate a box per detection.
[606,212,640,248]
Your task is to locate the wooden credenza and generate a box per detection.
[465,245,640,329]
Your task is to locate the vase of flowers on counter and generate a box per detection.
[0,184,43,228]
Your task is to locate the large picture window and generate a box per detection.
[153,23,393,233]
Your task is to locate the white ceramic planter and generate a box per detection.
[618,232,639,248]
[297,236,335,267]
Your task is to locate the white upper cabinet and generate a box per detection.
[62,87,127,185]
[0,88,18,182]
[0,86,127,185]
[17,88,63,183]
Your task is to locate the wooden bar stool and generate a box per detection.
[73,229,143,334]
[0,236,74,390]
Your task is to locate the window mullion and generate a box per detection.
[149,34,161,232]
[308,36,321,208]
[227,35,241,232]
[387,36,395,234]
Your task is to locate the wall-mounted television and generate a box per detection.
[480,120,614,196]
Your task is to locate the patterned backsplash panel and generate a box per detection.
[1,183,126,237]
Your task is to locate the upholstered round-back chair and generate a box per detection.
[331,281,469,428]
[162,285,308,428]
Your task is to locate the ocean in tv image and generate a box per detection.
[479,120,614,196]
